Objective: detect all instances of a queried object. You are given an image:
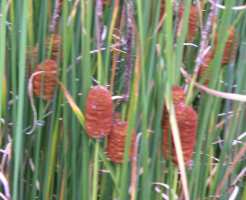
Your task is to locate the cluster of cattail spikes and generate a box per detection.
[27,33,62,77]
[28,1,239,167]
[84,86,135,163]
[162,86,198,165]
[32,59,58,101]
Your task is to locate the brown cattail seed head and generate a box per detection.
[107,120,136,164]
[222,27,236,64]
[46,34,62,60]
[172,86,185,104]
[162,86,198,165]
[179,3,199,42]
[33,59,58,101]
[198,50,215,85]
[162,103,198,165]
[85,86,113,139]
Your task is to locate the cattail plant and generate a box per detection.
[27,34,61,75]
[46,34,62,60]
[162,86,198,165]
[215,27,237,65]
[198,49,215,85]
[178,3,199,42]
[32,59,58,101]
[106,119,135,164]
[85,85,113,138]
[171,85,185,104]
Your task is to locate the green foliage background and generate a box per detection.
[0,0,245,199]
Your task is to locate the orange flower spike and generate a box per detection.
[179,3,199,42]
[214,27,237,65]
[107,120,136,164]
[162,103,198,165]
[46,34,62,60]
[222,27,236,64]
[33,59,58,101]
[162,86,185,135]
[85,86,113,139]
[172,86,185,104]
[162,86,198,165]
[198,50,215,85]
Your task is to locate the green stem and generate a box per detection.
[92,140,100,200]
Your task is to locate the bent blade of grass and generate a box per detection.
[165,96,190,200]
[58,81,85,127]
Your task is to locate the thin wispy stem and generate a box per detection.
[50,0,63,33]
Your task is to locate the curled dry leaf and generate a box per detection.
[179,3,199,42]
[162,86,198,165]
[85,86,113,138]
[106,119,136,164]
[32,59,58,101]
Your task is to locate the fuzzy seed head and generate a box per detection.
[198,50,215,85]
[33,59,58,101]
[162,103,198,165]
[172,86,185,104]
[46,34,62,60]
[106,120,136,164]
[85,86,113,138]
[179,3,199,42]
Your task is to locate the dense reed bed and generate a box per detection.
[0,0,245,199]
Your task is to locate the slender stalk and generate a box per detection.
[0,0,7,118]
[92,141,100,200]
[13,0,28,199]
